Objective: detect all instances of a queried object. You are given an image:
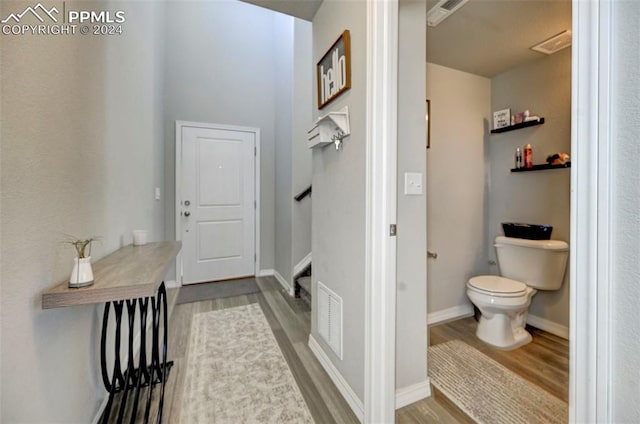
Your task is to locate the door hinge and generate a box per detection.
[254,253,257,262]
[254,146,257,156]
[254,200,257,209]
[390,224,397,236]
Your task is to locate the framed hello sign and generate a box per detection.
[317,30,351,109]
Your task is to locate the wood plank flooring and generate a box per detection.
[430,317,569,403]
[415,316,570,423]
[158,279,568,423]
[163,276,359,424]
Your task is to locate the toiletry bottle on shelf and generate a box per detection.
[524,143,533,168]
[515,147,522,169]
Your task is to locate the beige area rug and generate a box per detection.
[181,303,314,423]
[429,340,567,424]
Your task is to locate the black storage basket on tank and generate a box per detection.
[502,222,553,240]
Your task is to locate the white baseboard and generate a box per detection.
[164,279,180,289]
[293,252,312,277]
[395,379,432,409]
[527,314,569,340]
[308,335,364,422]
[273,269,294,296]
[257,268,274,277]
[427,304,474,325]
[259,269,294,296]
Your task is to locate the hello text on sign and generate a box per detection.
[316,30,351,109]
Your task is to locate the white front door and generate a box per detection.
[178,123,256,285]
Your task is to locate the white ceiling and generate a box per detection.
[239,0,571,78]
[427,0,572,77]
[240,0,322,21]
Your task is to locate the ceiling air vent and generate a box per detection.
[427,0,469,27]
[531,30,572,55]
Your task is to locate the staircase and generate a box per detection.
[293,185,312,304]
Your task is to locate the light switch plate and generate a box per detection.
[404,172,423,195]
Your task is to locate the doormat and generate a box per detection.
[429,340,567,424]
[180,303,313,423]
[176,278,260,305]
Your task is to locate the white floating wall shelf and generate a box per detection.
[307,106,350,150]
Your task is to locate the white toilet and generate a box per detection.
[467,236,569,350]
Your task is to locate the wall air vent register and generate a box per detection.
[316,281,343,359]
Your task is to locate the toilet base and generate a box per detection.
[476,313,532,350]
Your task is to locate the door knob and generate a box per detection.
[184,211,191,217]
[427,251,438,259]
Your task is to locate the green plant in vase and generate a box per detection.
[65,236,99,288]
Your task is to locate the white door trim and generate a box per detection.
[175,121,261,283]
[364,1,398,422]
[570,0,612,422]
[364,1,607,421]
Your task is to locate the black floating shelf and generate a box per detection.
[511,162,571,173]
[491,118,545,134]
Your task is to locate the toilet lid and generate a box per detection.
[468,275,527,296]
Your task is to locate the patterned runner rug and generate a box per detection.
[429,340,567,424]
[181,303,313,423]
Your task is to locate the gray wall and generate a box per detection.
[310,0,431,400]
[274,18,313,284]
[425,63,491,316]
[291,20,313,267]
[274,14,294,283]
[163,0,278,271]
[611,1,640,421]
[0,1,166,421]
[311,0,367,401]
[396,0,428,391]
[490,49,571,328]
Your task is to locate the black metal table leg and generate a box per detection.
[101,301,125,424]
[156,283,169,424]
[128,297,149,424]
[100,282,173,424]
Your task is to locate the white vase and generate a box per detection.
[69,256,94,288]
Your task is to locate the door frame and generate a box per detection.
[364,0,399,422]
[570,0,613,421]
[365,0,610,421]
[174,120,261,285]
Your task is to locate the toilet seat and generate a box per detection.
[468,275,528,297]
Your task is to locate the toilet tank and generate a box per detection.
[495,236,569,290]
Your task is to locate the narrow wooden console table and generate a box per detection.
[43,241,181,424]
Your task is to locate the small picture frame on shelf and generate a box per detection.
[513,112,525,124]
[493,108,510,130]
